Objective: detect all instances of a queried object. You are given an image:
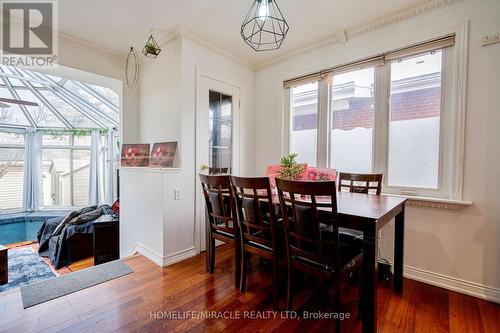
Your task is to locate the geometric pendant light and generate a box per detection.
[241,0,289,52]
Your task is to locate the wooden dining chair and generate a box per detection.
[199,174,240,287]
[336,173,384,254]
[337,172,383,195]
[276,178,363,330]
[230,176,281,309]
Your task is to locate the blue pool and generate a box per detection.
[0,211,66,245]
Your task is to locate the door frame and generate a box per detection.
[195,73,241,254]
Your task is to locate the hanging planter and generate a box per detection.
[142,33,162,58]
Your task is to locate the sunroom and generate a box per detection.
[0,64,119,222]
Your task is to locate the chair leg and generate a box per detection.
[240,252,248,292]
[272,258,279,310]
[209,238,215,274]
[234,242,241,288]
[357,268,363,318]
[286,261,293,311]
[334,275,341,333]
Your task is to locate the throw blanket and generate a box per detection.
[37,205,112,268]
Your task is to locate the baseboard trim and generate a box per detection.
[162,247,197,267]
[129,243,164,267]
[402,265,500,304]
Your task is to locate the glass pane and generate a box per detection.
[86,84,119,107]
[72,150,90,206]
[209,90,232,174]
[73,135,91,146]
[0,88,30,126]
[15,89,65,128]
[42,134,69,146]
[64,81,119,122]
[0,131,24,145]
[42,149,71,206]
[290,82,318,166]
[0,148,24,210]
[38,90,98,128]
[330,68,375,173]
[388,51,442,188]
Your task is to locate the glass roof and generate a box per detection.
[0,65,119,130]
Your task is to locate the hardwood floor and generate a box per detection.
[0,244,498,333]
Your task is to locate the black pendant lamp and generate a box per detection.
[241,0,289,52]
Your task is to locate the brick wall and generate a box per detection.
[293,86,441,131]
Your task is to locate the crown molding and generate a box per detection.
[254,0,464,70]
[58,32,127,63]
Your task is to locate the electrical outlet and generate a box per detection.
[481,33,500,46]
[173,188,181,200]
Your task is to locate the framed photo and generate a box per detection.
[149,142,177,168]
[121,144,150,167]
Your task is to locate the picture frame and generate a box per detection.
[149,141,177,168]
[120,144,150,167]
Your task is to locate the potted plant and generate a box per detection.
[279,153,305,180]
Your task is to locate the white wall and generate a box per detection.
[254,0,500,299]
[128,32,255,261]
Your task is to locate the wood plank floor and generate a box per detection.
[0,244,498,333]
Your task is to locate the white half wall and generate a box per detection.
[253,0,500,301]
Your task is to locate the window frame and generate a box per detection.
[284,24,468,201]
[0,129,25,212]
[41,133,92,209]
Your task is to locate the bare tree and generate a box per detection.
[0,148,23,179]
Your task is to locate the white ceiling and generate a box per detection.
[59,0,427,66]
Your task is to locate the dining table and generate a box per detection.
[270,190,407,333]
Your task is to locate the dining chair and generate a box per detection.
[337,172,383,195]
[230,176,281,309]
[276,178,363,330]
[199,174,240,287]
[336,173,384,254]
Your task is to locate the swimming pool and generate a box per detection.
[0,212,65,245]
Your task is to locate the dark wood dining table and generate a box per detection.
[270,190,407,333]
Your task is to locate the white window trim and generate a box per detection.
[283,22,469,202]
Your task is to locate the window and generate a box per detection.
[42,134,92,208]
[285,34,465,199]
[330,68,375,173]
[388,51,442,188]
[290,82,318,166]
[0,131,24,210]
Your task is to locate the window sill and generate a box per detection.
[382,193,472,210]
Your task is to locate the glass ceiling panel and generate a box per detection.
[0,88,30,126]
[38,90,98,128]
[63,81,119,122]
[15,89,65,128]
[86,84,119,107]
[0,64,119,130]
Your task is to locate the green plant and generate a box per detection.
[279,153,305,180]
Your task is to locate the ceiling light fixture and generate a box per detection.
[241,0,289,52]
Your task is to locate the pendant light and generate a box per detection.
[241,0,289,52]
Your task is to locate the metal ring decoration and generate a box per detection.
[125,47,139,89]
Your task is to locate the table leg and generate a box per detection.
[205,211,211,273]
[361,224,378,333]
[394,205,405,294]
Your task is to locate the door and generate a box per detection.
[195,75,240,253]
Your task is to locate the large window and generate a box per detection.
[0,132,24,210]
[42,134,93,207]
[290,82,318,166]
[285,34,465,199]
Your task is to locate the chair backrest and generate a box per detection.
[337,172,383,195]
[199,174,236,236]
[276,178,339,272]
[230,176,277,251]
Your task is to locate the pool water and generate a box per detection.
[0,212,65,245]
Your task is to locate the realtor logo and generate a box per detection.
[1,0,58,67]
